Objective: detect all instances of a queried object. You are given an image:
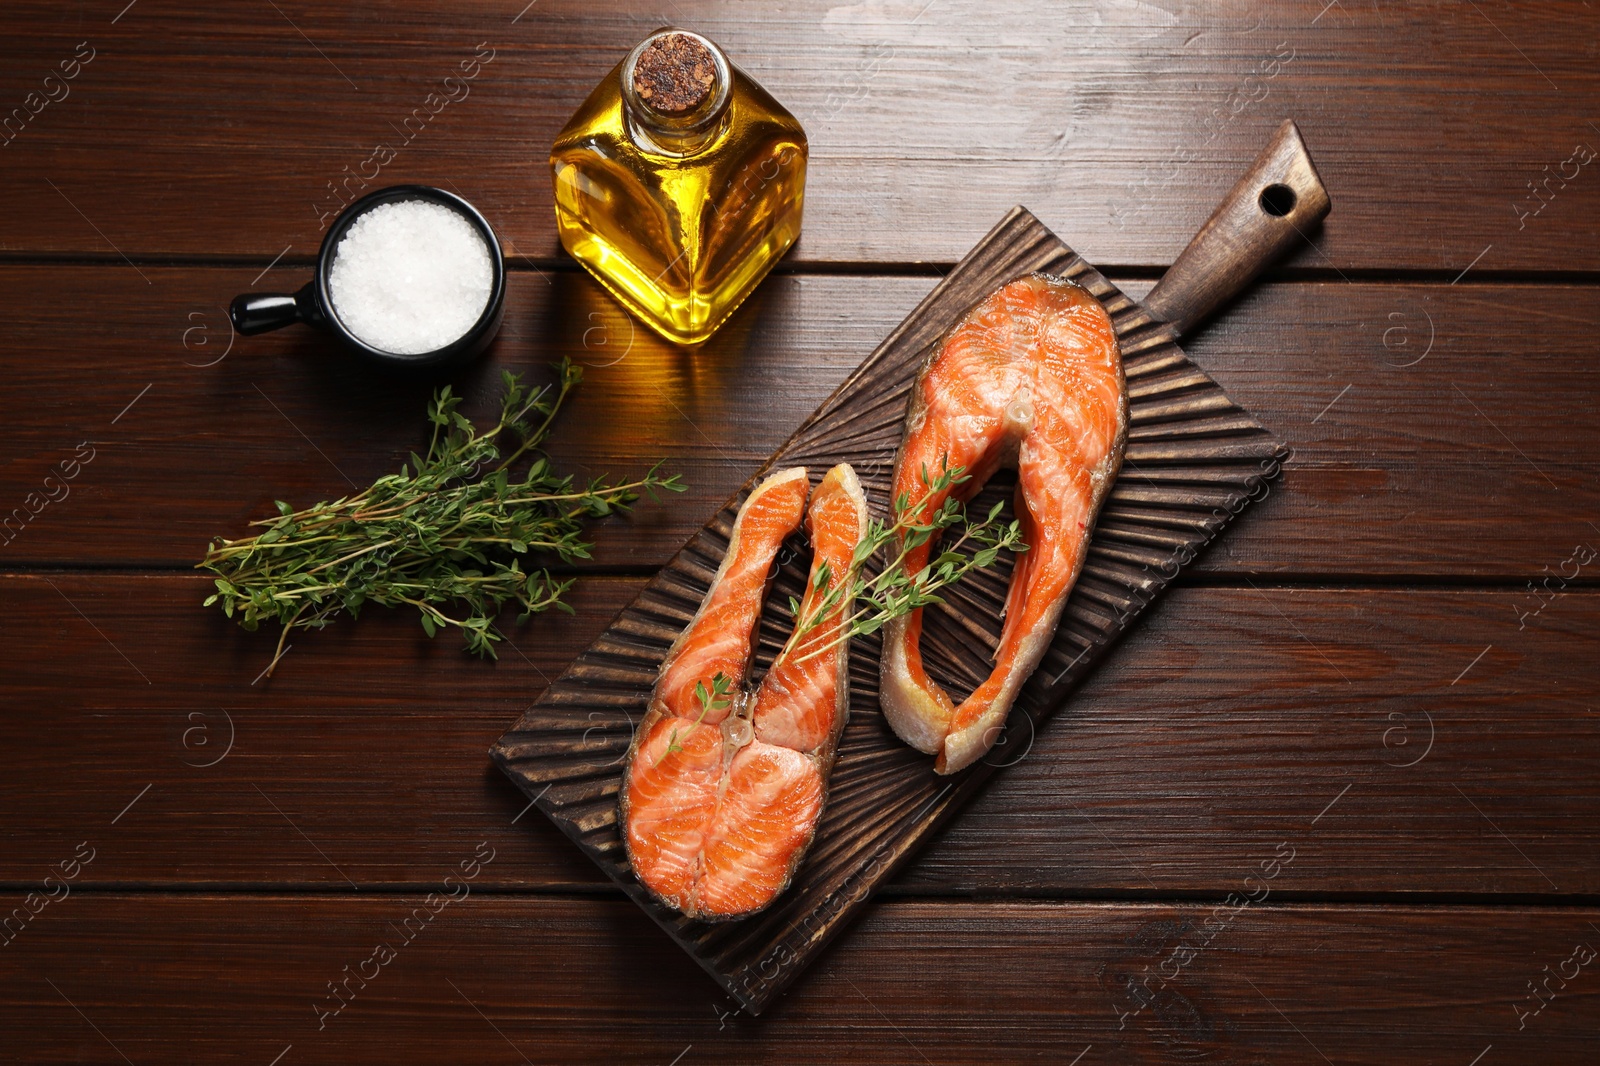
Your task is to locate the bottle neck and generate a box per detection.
[621,29,732,157]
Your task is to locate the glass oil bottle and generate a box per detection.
[550,28,808,345]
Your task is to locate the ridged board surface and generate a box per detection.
[491,207,1288,1013]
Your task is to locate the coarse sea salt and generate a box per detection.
[328,200,493,355]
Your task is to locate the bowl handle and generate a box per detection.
[230,281,322,336]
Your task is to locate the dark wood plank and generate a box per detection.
[2,1,1597,270]
[0,265,906,571]
[5,573,1597,897]
[0,266,1595,576]
[2,895,1594,1062]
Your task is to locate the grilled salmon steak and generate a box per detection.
[622,464,868,920]
[881,273,1127,774]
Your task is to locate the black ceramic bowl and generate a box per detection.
[230,185,506,372]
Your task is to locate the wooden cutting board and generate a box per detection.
[492,121,1330,1014]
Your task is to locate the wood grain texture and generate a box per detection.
[1,895,1596,1064]
[0,266,1595,576]
[3,573,1598,897]
[1,1,1597,269]
[1,0,1597,1053]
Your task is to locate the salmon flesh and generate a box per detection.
[621,464,869,920]
[880,273,1127,774]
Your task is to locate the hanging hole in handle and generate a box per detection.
[1258,183,1297,217]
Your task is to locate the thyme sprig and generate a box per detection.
[200,359,683,677]
[658,670,733,765]
[775,460,1027,668]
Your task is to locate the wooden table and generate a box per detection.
[3,1,1597,1061]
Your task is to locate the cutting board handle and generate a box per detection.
[1142,119,1331,337]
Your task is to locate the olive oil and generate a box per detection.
[551,29,807,345]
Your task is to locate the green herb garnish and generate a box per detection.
[200,359,682,677]
[776,459,1027,668]
[658,670,734,764]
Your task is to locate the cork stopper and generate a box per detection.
[630,32,717,115]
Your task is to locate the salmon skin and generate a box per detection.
[621,464,869,920]
[881,273,1127,774]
